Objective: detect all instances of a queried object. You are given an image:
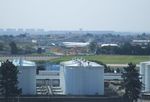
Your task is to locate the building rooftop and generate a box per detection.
[60,59,103,67]
[140,61,150,64]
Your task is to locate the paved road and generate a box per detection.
[138,99,150,102]
[107,64,140,68]
[0,56,60,61]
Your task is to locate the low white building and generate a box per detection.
[36,71,60,87]
[36,70,63,95]
[140,61,150,92]
[0,59,36,95]
[60,59,104,95]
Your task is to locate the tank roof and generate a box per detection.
[60,59,103,67]
[0,59,36,66]
[140,61,150,64]
[13,59,36,66]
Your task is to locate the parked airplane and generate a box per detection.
[62,42,90,47]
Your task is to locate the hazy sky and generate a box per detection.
[0,0,150,32]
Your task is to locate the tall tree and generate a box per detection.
[0,60,21,101]
[0,42,4,51]
[37,47,42,54]
[9,41,18,54]
[121,63,142,102]
[89,41,98,54]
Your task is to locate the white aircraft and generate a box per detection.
[62,42,90,48]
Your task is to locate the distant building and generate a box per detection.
[25,29,35,34]
[132,40,150,46]
[17,28,25,34]
[60,59,104,95]
[32,39,37,43]
[36,29,45,34]
[0,29,4,34]
[6,28,17,35]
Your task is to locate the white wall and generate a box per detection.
[36,71,60,87]
[104,73,122,80]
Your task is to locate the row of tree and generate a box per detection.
[89,42,150,55]
[1,41,43,55]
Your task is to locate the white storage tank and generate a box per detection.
[140,61,150,92]
[140,62,147,86]
[13,59,36,95]
[145,64,150,92]
[60,59,104,95]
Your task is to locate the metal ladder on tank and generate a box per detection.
[47,85,53,95]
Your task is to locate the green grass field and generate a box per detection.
[50,55,150,64]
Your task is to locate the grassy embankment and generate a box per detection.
[50,55,150,64]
